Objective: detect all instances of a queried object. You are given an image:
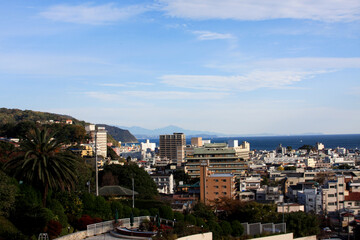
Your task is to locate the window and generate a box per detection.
[223,186,227,188]
[328,202,335,206]
[222,179,227,182]
[215,192,219,195]
[328,194,335,198]
[215,179,219,182]
[215,186,219,188]
[223,192,227,195]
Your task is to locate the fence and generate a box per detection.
[86,216,151,237]
[241,222,286,236]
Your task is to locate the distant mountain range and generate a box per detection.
[118,124,325,139]
[117,125,222,139]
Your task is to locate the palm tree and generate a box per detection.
[4,127,77,207]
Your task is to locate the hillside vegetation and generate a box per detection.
[0,108,137,143]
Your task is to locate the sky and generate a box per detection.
[1,0,360,135]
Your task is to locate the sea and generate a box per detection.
[137,134,360,151]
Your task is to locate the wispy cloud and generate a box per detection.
[84,90,229,101]
[160,0,360,22]
[207,57,360,72]
[160,71,322,91]
[192,30,235,40]
[99,83,126,87]
[99,82,154,87]
[40,3,150,25]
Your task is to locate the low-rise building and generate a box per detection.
[151,173,175,194]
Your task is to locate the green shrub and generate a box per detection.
[139,209,150,216]
[159,205,173,220]
[49,199,68,227]
[174,212,184,222]
[231,220,244,237]
[220,221,232,236]
[184,214,196,225]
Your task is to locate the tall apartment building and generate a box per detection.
[159,133,186,165]
[200,161,237,205]
[321,176,346,215]
[186,143,248,178]
[86,124,107,158]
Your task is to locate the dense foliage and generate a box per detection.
[0,108,85,126]
[4,127,78,207]
[100,164,158,199]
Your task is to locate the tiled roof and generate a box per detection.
[345,192,360,201]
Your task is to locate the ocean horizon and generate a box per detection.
[138,134,360,151]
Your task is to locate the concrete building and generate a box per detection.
[305,158,316,168]
[256,186,284,204]
[234,141,250,160]
[191,137,203,147]
[186,143,248,178]
[277,203,304,213]
[321,176,346,214]
[86,124,107,158]
[141,139,156,152]
[297,188,322,214]
[316,142,325,151]
[200,161,237,205]
[159,133,186,165]
[240,176,262,191]
[151,173,175,194]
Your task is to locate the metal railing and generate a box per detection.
[241,222,286,236]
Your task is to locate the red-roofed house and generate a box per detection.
[344,192,360,215]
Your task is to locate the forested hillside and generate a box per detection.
[0,108,137,143]
[98,124,138,143]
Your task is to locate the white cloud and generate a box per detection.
[192,30,235,40]
[206,57,360,72]
[160,0,360,22]
[40,3,149,25]
[0,53,134,77]
[84,90,229,101]
[100,83,126,87]
[160,71,318,91]
[255,57,360,70]
[123,90,229,99]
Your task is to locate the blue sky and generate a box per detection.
[1,0,360,135]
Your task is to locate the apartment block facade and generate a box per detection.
[159,133,186,164]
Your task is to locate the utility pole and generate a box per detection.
[132,177,135,208]
[95,130,99,196]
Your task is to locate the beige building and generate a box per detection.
[186,143,248,178]
[322,176,346,214]
[200,161,237,205]
[159,133,186,165]
[277,203,304,213]
[191,137,203,147]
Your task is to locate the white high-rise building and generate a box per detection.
[86,124,107,158]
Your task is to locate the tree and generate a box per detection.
[231,220,244,237]
[101,164,158,199]
[0,170,18,217]
[286,211,319,237]
[4,127,77,207]
[159,205,174,220]
[220,221,232,236]
[107,146,119,160]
